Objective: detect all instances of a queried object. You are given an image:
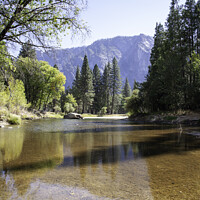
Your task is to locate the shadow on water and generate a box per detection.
[1,119,200,171]
[59,130,200,168]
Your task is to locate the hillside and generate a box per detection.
[36,34,153,87]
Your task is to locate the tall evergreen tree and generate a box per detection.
[71,66,82,112]
[120,77,132,113]
[93,64,102,113]
[122,78,132,98]
[72,66,81,100]
[195,0,200,54]
[110,57,122,114]
[102,63,111,113]
[144,23,166,111]
[80,55,94,113]
[138,0,200,112]
[182,0,198,108]
[133,80,140,90]
[163,0,185,110]
[18,40,36,59]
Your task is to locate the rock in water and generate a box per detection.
[64,113,83,119]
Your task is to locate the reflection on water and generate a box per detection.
[0,119,200,199]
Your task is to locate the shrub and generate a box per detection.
[8,114,21,125]
[0,107,9,120]
[64,103,75,114]
[98,107,107,116]
[54,105,61,113]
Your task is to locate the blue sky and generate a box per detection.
[61,0,186,48]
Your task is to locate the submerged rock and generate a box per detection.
[64,113,83,119]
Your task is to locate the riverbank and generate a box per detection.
[82,114,128,120]
[129,111,200,125]
[0,108,63,127]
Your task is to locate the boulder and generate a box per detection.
[64,113,83,119]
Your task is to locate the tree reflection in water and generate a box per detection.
[1,119,200,199]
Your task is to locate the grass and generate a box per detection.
[44,112,63,119]
[82,113,128,118]
[81,114,98,118]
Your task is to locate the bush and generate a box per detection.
[64,103,75,114]
[8,114,21,125]
[54,105,61,113]
[125,89,143,115]
[98,107,107,116]
[0,107,9,120]
[7,78,27,113]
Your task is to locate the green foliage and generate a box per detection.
[0,83,9,107]
[0,107,9,121]
[125,89,143,115]
[18,40,36,59]
[8,114,22,125]
[0,0,88,47]
[71,66,82,112]
[122,78,132,98]
[6,77,28,113]
[121,78,132,112]
[98,107,107,116]
[138,0,200,113]
[54,105,61,113]
[64,103,75,114]
[80,55,94,113]
[64,94,77,114]
[110,57,122,114]
[93,64,103,113]
[15,57,66,110]
[102,63,111,113]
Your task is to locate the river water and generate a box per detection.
[0,119,200,200]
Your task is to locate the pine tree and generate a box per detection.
[102,63,111,113]
[71,66,82,112]
[122,78,132,98]
[182,0,198,108]
[110,57,122,114]
[72,66,81,99]
[164,0,185,110]
[80,55,94,113]
[133,80,140,90]
[93,64,102,113]
[18,40,36,59]
[145,23,166,111]
[120,77,131,113]
[195,0,200,54]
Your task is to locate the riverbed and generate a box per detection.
[0,119,200,199]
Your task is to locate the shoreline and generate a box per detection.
[1,111,200,127]
[83,116,128,120]
[129,113,200,125]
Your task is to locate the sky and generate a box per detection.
[61,0,186,49]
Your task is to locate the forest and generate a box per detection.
[129,0,200,114]
[0,39,133,124]
[1,0,200,124]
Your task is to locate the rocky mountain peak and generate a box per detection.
[36,34,153,88]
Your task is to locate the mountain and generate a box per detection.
[36,34,153,88]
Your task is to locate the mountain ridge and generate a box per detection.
[36,34,154,87]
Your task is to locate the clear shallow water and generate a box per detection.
[1,119,200,199]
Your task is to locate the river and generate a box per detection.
[0,118,200,200]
